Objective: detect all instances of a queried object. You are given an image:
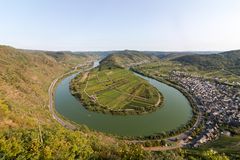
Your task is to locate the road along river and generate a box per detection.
[55,62,192,136]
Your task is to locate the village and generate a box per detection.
[169,71,240,147]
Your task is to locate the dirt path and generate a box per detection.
[155,92,162,107]
[144,143,182,151]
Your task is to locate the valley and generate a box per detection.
[0,46,239,159]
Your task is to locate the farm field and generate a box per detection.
[134,60,240,84]
[70,68,163,114]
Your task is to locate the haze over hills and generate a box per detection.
[99,49,237,69]
[172,50,240,75]
[99,49,240,86]
[144,51,221,60]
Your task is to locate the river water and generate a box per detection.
[55,61,192,136]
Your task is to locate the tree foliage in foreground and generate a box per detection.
[0,127,232,160]
[0,127,150,160]
[0,128,93,159]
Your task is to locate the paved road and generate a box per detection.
[48,69,78,130]
[48,63,96,130]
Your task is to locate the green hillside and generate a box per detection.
[0,46,238,159]
[0,45,97,129]
[0,46,151,159]
[172,50,240,75]
[100,50,160,68]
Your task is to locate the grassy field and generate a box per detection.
[70,67,163,114]
[133,60,240,84]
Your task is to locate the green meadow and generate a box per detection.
[70,68,163,114]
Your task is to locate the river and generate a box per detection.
[55,61,192,136]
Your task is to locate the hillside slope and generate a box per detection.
[0,45,97,129]
[0,46,157,159]
[100,50,159,68]
[172,50,240,75]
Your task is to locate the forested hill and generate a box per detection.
[100,50,159,68]
[0,45,98,129]
[220,50,240,62]
[0,45,159,159]
[172,50,240,75]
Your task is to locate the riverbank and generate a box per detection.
[48,62,95,130]
[70,67,164,115]
[51,62,202,150]
[129,68,202,141]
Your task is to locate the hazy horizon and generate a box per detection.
[0,44,225,53]
[1,0,240,51]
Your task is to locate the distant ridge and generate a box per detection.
[172,50,240,75]
[100,50,160,68]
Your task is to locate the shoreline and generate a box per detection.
[48,63,96,131]
[69,69,165,116]
[127,68,202,141]
[50,62,203,151]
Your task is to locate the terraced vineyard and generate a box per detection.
[70,68,163,115]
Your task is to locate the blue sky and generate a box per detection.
[0,0,240,51]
